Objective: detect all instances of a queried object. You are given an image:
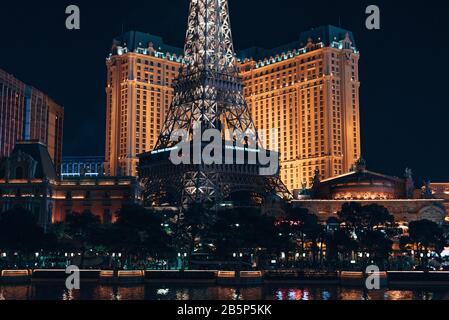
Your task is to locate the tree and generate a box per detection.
[338,203,394,234]
[359,230,393,268]
[408,219,444,265]
[338,202,364,232]
[325,229,358,268]
[57,210,102,268]
[208,207,280,268]
[362,204,395,231]
[177,202,216,257]
[0,207,54,266]
[110,204,171,268]
[278,206,324,266]
[337,203,394,267]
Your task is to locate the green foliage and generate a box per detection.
[110,204,172,259]
[338,203,394,233]
[325,229,358,263]
[0,207,51,253]
[55,210,102,268]
[209,207,278,259]
[408,219,443,249]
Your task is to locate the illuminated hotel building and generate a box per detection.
[0,68,64,175]
[105,31,183,177]
[239,25,361,191]
[105,26,361,192]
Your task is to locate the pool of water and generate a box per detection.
[0,284,448,300]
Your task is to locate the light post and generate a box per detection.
[179,253,187,271]
[0,252,5,268]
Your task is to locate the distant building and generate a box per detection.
[105,26,361,193]
[428,183,449,223]
[105,31,183,177]
[0,141,142,231]
[239,25,361,192]
[292,159,448,224]
[0,69,64,175]
[61,156,105,179]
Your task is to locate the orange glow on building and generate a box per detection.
[105,32,182,177]
[105,27,361,192]
[0,69,64,175]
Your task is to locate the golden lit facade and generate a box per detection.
[105,32,183,177]
[293,162,448,224]
[239,26,361,191]
[0,69,64,175]
[428,183,449,222]
[105,27,361,191]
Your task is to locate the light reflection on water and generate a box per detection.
[0,284,448,300]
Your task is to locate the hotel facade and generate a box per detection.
[292,160,449,225]
[105,26,361,193]
[0,141,141,230]
[0,69,64,175]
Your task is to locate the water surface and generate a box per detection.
[1,284,448,300]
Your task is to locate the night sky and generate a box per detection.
[0,0,448,185]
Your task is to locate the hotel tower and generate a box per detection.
[0,68,64,174]
[105,26,361,192]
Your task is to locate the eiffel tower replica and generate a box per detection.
[138,0,290,207]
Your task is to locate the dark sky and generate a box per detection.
[1,0,448,184]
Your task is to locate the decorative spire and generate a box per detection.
[182,0,238,76]
[156,0,257,149]
[299,182,309,195]
[353,157,367,172]
[404,168,415,199]
[343,32,352,46]
[404,168,413,179]
[147,41,154,54]
[306,37,314,50]
[421,181,434,199]
[312,169,321,187]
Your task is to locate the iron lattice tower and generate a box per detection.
[139,0,289,207]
